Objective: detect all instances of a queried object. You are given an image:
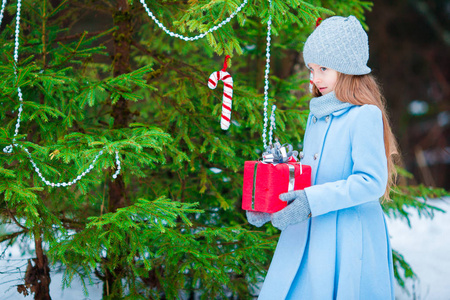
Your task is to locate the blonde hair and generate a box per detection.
[312,73,399,201]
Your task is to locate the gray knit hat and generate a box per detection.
[303,16,371,75]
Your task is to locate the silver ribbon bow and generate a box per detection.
[262,141,298,164]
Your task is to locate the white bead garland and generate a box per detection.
[0,0,7,27]
[24,146,120,187]
[139,0,248,41]
[3,0,22,154]
[262,0,275,149]
[268,104,276,143]
[112,151,121,179]
[2,0,121,187]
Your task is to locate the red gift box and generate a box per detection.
[242,161,312,213]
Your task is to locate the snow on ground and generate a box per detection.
[387,198,450,300]
[1,198,449,299]
[0,235,103,300]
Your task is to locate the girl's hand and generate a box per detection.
[246,211,271,227]
[271,190,312,231]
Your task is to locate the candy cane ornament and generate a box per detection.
[208,55,234,130]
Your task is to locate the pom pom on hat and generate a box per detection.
[303,16,371,75]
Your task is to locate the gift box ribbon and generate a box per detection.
[250,162,299,210]
[262,141,298,164]
[287,164,296,205]
[251,142,301,210]
[252,163,258,210]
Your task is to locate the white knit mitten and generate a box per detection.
[271,190,311,231]
[246,211,271,227]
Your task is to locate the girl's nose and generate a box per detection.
[313,75,321,84]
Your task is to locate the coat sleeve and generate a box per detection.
[305,105,388,216]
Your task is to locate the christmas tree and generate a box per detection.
[0,0,448,299]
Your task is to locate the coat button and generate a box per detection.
[314,153,319,160]
[313,116,317,123]
[325,115,330,122]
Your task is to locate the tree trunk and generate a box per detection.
[20,236,51,299]
[109,0,131,212]
[33,237,51,300]
[103,0,133,298]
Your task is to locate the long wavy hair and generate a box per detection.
[312,73,399,201]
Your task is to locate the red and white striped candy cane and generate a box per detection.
[208,55,233,130]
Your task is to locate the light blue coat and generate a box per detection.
[258,94,395,299]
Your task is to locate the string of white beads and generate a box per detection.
[13,0,20,66]
[27,147,103,187]
[139,0,248,41]
[3,0,22,154]
[24,146,121,187]
[0,0,7,27]
[112,151,121,179]
[2,0,121,185]
[262,0,274,149]
[268,104,276,144]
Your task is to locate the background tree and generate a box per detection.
[366,0,449,189]
[0,0,448,299]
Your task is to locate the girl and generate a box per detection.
[247,16,398,299]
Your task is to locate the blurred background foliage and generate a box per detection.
[0,0,448,299]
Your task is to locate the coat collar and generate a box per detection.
[309,91,354,119]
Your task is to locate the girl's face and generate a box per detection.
[308,63,338,95]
